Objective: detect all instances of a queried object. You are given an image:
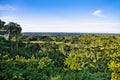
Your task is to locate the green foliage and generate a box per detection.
[38,57,54,69]
[109,53,120,80]
[64,50,85,71]
[51,75,62,80]
[1,31,120,80]
[0,19,5,30]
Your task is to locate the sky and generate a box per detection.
[0,0,120,33]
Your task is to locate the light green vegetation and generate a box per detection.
[30,41,64,44]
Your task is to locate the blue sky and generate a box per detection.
[0,0,120,33]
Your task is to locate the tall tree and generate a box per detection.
[6,22,22,41]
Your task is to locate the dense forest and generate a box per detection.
[0,19,120,80]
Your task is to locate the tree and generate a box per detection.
[6,22,22,41]
[0,19,5,30]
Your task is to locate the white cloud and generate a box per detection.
[92,9,104,17]
[0,4,15,11]
[0,16,18,23]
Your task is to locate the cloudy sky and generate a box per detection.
[0,0,120,33]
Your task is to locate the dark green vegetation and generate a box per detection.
[0,19,120,80]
